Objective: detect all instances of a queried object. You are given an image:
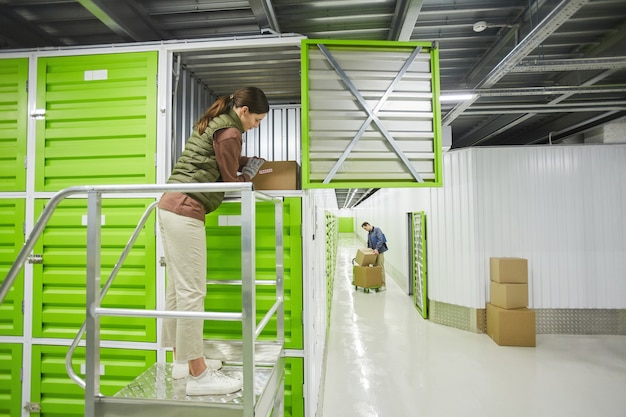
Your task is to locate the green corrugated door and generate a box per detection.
[284,356,304,417]
[411,211,428,318]
[0,199,25,336]
[0,343,22,417]
[30,345,155,417]
[0,58,28,192]
[34,52,157,191]
[202,197,303,349]
[31,198,156,342]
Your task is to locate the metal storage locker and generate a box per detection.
[29,345,156,417]
[0,343,22,417]
[202,198,303,349]
[34,52,158,191]
[30,198,157,341]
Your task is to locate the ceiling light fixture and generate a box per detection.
[440,93,476,102]
[473,20,515,32]
[473,21,489,32]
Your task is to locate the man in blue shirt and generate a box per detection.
[361,222,388,288]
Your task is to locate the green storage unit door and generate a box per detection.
[338,217,353,233]
[34,52,157,191]
[0,58,28,192]
[411,211,428,318]
[284,356,304,417]
[202,197,303,349]
[31,198,156,342]
[30,345,156,417]
[0,199,25,336]
[0,343,22,417]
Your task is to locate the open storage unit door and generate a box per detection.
[301,39,443,190]
[410,211,428,318]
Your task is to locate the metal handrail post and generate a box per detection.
[85,190,103,417]
[241,188,256,417]
[275,200,285,345]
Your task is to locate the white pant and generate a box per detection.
[158,208,206,361]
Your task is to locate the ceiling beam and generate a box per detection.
[512,57,626,72]
[77,0,165,42]
[445,85,626,97]
[0,4,63,48]
[388,0,424,41]
[249,0,281,34]
[442,0,590,126]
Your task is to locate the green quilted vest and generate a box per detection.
[167,109,244,214]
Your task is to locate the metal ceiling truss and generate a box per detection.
[443,0,590,126]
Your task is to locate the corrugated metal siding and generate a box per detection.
[171,61,215,167]
[243,107,301,162]
[473,145,626,309]
[353,145,626,309]
[428,149,479,307]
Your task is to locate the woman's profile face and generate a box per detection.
[237,106,267,132]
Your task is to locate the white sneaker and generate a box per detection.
[186,369,243,396]
[171,358,223,380]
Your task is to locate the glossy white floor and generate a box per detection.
[319,234,626,417]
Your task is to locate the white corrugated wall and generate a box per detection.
[353,144,626,309]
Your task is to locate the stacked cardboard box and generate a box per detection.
[353,248,383,289]
[487,257,536,347]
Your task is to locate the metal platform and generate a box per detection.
[94,341,285,417]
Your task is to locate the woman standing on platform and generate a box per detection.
[158,87,269,396]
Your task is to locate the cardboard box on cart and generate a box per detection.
[353,265,384,289]
[355,248,377,266]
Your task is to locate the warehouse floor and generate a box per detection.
[319,234,626,417]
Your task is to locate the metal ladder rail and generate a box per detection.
[81,184,282,417]
[1,183,285,417]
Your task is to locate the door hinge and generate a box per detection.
[159,256,167,267]
[24,402,41,413]
[27,254,43,264]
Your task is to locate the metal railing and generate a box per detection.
[1,182,285,417]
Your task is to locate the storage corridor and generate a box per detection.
[319,234,626,417]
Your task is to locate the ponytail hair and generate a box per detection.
[195,86,269,132]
